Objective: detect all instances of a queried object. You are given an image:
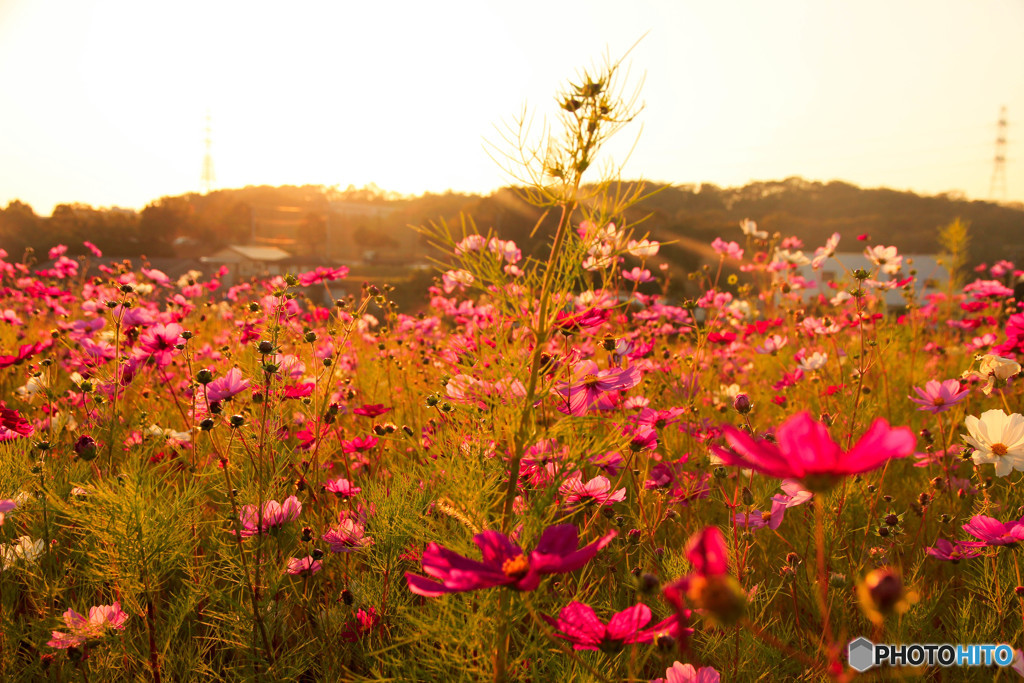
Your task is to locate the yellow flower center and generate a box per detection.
[501,554,530,579]
[992,443,1009,456]
[761,511,772,523]
[583,373,600,388]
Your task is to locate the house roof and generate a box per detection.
[205,245,292,262]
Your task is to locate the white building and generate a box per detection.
[794,252,951,309]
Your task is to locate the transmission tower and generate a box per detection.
[989,106,1008,200]
[201,112,216,194]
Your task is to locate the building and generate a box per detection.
[794,252,951,309]
[201,245,292,287]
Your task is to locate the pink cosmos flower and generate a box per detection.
[297,266,349,287]
[554,307,610,333]
[755,334,787,355]
[777,479,813,507]
[206,367,251,402]
[405,524,616,596]
[0,499,16,526]
[711,237,744,260]
[653,662,722,683]
[554,360,642,416]
[622,267,655,283]
[541,602,686,652]
[322,518,373,553]
[559,471,626,510]
[926,538,983,562]
[323,477,361,498]
[733,497,786,530]
[237,496,302,538]
[286,555,323,576]
[710,412,915,492]
[47,602,129,649]
[960,515,1024,547]
[908,379,969,414]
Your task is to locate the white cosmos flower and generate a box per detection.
[972,354,1022,395]
[865,245,903,275]
[797,351,829,372]
[627,239,660,258]
[2,536,44,570]
[963,409,1024,477]
[740,219,768,240]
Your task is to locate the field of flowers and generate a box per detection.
[2,64,1024,683]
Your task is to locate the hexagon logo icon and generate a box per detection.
[848,637,875,672]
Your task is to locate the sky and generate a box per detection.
[0,0,1022,216]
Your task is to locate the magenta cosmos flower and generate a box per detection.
[405,524,616,596]
[237,496,302,538]
[554,360,642,416]
[541,601,686,652]
[926,538,983,562]
[663,527,745,628]
[138,322,185,367]
[710,412,915,492]
[960,514,1024,547]
[908,379,969,414]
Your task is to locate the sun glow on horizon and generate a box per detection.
[0,0,1022,216]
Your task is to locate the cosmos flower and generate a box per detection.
[558,471,626,510]
[405,524,616,596]
[926,538,983,562]
[206,367,251,402]
[962,409,1024,477]
[0,499,15,526]
[541,602,685,652]
[733,497,786,530]
[627,239,660,258]
[865,245,903,275]
[960,515,1024,547]
[653,662,722,683]
[0,402,33,440]
[663,527,745,627]
[973,354,1021,395]
[237,496,302,538]
[709,412,915,492]
[908,379,969,414]
[138,322,185,367]
[739,219,767,240]
[323,477,361,498]
[47,602,128,649]
[322,518,374,553]
[353,403,389,418]
[286,555,323,576]
[554,361,642,416]
[1,535,43,570]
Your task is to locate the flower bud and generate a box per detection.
[73,435,97,461]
